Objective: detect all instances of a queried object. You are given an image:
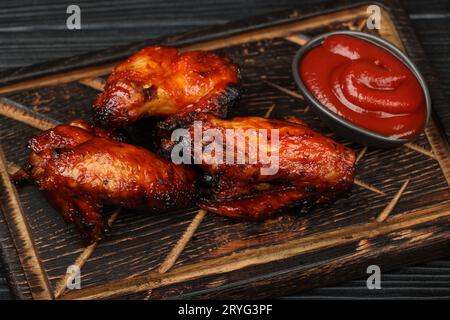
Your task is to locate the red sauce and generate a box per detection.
[299,34,426,138]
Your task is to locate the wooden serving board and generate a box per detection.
[0,0,449,300]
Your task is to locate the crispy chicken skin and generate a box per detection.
[22,120,198,243]
[161,114,356,219]
[93,46,240,130]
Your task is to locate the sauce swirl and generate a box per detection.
[299,34,426,138]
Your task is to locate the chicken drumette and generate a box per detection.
[93,46,240,130]
[161,114,356,219]
[19,120,198,243]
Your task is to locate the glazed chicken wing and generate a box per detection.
[161,114,355,219]
[21,120,198,243]
[93,46,240,130]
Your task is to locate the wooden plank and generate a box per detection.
[0,1,445,70]
[0,146,53,299]
[0,3,369,94]
[425,118,450,185]
[61,203,450,300]
[0,98,59,130]
[158,209,208,274]
[53,210,120,298]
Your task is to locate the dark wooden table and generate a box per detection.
[0,0,449,300]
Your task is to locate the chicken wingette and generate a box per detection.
[93,46,240,130]
[18,120,198,243]
[161,114,356,219]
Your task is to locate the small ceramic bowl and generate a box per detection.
[292,30,431,148]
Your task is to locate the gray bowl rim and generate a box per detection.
[292,30,431,144]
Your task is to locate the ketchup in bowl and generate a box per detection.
[299,34,427,139]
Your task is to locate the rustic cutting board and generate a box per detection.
[0,0,449,300]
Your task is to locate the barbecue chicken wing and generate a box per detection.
[93,46,240,130]
[161,114,355,219]
[21,120,198,243]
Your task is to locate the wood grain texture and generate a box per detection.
[0,146,52,299]
[53,209,120,299]
[0,1,447,136]
[377,180,410,222]
[0,4,369,95]
[0,0,449,300]
[61,203,450,299]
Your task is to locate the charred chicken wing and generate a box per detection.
[93,46,240,130]
[21,120,198,243]
[161,114,356,219]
